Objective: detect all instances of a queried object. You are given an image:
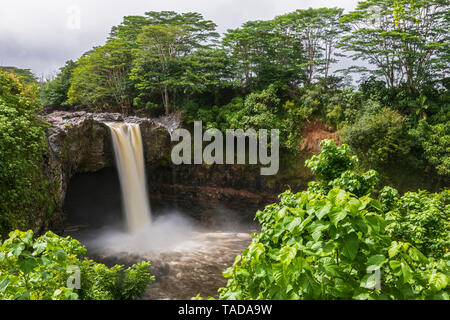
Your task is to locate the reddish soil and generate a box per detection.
[300,120,339,153]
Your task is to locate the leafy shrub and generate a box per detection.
[0,70,56,237]
[212,140,449,300]
[340,107,410,168]
[295,82,363,128]
[305,140,357,182]
[218,188,449,300]
[193,85,302,153]
[305,140,378,197]
[385,189,449,259]
[409,119,450,178]
[0,230,154,300]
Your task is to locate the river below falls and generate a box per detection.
[65,224,254,300]
[143,232,252,299]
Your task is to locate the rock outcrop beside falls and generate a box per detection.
[43,111,173,228]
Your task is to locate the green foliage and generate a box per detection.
[0,67,37,85]
[409,119,450,177]
[223,19,305,90]
[223,8,346,90]
[0,230,154,300]
[339,0,449,93]
[41,61,76,108]
[385,189,450,258]
[190,85,303,152]
[305,140,379,197]
[218,187,449,300]
[290,80,364,129]
[305,140,358,182]
[0,70,56,237]
[340,107,410,168]
[215,141,449,300]
[37,6,448,191]
[68,38,134,110]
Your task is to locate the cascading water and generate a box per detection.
[107,122,152,233]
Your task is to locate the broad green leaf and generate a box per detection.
[360,273,378,290]
[0,277,10,292]
[22,231,33,246]
[222,267,233,278]
[367,254,387,267]
[365,215,384,233]
[278,246,297,266]
[254,264,266,278]
[287,217,303,232]
[315,202,331,220]
[369,199,383,212]
[329,209,347,227]
[408,246,428,263]
[18,258,39,274]
[299,215,314,231]
[343,232,360,261]
[388,241,400,258]
[400,259,413,283]
[32,242,47,256]
[346,198,362,214]
[9,243,25,257]
[249,242,264,261]
[312,230,322,241]
[429,272,448,291]
[358,195,372,210]
[276,207,288,220]
[272,263,284,286]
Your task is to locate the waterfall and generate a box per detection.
[107,122,152,233]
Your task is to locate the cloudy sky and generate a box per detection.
[0,0,358,78]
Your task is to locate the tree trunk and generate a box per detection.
[164,86,169,115]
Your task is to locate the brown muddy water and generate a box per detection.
[65,220,255,299]
[63,168,261,300]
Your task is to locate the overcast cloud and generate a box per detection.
[0,0,358,77]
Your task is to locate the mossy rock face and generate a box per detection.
[140,123,172,166]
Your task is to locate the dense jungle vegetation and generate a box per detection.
[0,0,449,300]
[210,140,450,300]
[39,0,449,188]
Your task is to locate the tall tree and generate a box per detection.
[223,19,305,91]
[340,0,449,93]
[68,38,134,112]
[223,8,346,90]
[275,8,347,84]
[131,25,188,115]
[41,60,76,108]
[109,11,219,47]
[129,12,220,114]
[0,66,37,84]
